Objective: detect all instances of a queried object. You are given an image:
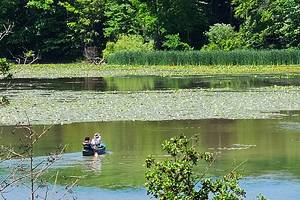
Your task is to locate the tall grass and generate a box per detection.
[107,50,300,66]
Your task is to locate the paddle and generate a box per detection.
[93,144,98,157]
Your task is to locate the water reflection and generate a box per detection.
[84,155,104,173]
[1,74,300,91]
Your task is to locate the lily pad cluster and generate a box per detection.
[0,86,300,126]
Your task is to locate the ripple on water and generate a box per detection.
[208,144,257,151]
[2,173,300,200]
[280,121,300,132]
[0,152,111,173]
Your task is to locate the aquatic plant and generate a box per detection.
[1,85,300,126]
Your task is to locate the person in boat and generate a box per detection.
[82,136,93,150]
[91,133,101,150]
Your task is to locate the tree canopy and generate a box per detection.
[232,0,300,49]
[0,0,299,62]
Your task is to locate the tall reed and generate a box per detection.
[107,50,300,66]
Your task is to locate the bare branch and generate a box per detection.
[57,178,79,200]
[7,49,40,65]
[0,24,14,41]
[0,145,25,158]
[33,146,66,182]
[0,119,70,199]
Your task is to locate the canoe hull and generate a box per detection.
[82,144,106,156]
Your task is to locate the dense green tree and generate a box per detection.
[104,0,156,41]
[59,0,106,55]
[2,0,299,62]
[232,0,300,49]
[207,0,235,25]
[140,0,210,49]
[0,0,80,62]
[0,1,66,61]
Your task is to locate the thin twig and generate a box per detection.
[57,179,79,200]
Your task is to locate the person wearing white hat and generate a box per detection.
[91,132,101,148]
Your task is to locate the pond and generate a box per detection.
[1,75,300,199]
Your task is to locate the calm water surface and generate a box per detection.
[1,74,300,91]
[1,117,300,199]
[1,75,300,199]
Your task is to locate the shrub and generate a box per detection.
[0,58,11,106]
[145,135,246,200]
[162,34,192,51]
[102,34,154,58]
[0,58,11,78]
[203,23,244,51]
[0,96,9,106]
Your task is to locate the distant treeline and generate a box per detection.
[108,50,300,66]
[0,0,300,62]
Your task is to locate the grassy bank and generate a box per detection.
[107,50,300,66]
[11,64,300,78]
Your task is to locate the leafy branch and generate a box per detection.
[145,135,246,200]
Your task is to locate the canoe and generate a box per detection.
[82,144,106,156]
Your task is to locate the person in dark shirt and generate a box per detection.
[82,136,93,150]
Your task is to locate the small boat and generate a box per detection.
[82,143,106,156]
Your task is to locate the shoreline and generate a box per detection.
[11,64,300,79]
